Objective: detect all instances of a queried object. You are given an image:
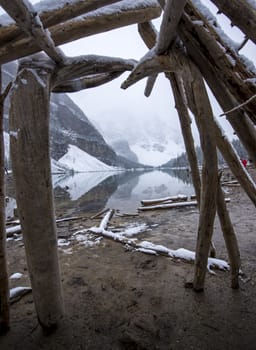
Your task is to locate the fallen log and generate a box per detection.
[6,216,83,237]
[85,212,229,273]
[9,286,32,305]
[141,194,188,206]
[90,208,110,220]
[139,200,197,211]
[138,198,230,211]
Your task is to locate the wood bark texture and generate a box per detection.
[9,62,64,330]
[210,0,256,44]
[188,64,219,291]
[216,179,241,289]
[156,0,187,54]
[179,2,256,124]
[0,2,161,65]
[0,0,65,64]
[0,0,121,47]
[0,67,10,335]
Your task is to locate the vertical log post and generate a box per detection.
[217,175,241,289]
[188,64,219,291]
[168,72,201,201]
[0,67,10,335]
[9,58,64,330]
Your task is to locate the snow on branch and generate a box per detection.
[52,55,136,88]
[209,0,256,44]
[0,0,65,64]
[156,0,187,54]
[0,0,161,65]
[53,71,124,93]
[121,47,188,89]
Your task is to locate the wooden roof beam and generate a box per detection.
[0,0,65,64]
[210,0,256,44]
[156,0,187,54]
[51,54,136,88]
[53,72,124,93]
[179,1,256,123]
[0,0,121,46]
[0,1,161,65]
[121,46,189,89]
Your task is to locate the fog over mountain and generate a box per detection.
[90,108,186,167]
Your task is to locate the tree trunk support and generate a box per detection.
[9,58,64,330]
[217,175,241,289]
[188,64,219,291]
[0,67,11,335]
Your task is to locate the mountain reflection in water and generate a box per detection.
[53,169,194,216]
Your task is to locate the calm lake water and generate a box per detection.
[52,169,194,216]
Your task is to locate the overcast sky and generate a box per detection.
[1,0,256,155]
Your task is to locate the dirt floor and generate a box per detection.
[1,167,256,350]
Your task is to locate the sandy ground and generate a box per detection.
[1,168,256,350]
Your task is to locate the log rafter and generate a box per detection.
[209,0,256,44]
[156,0,187,54]
[0,0,65,64]
[0,1,161,65]
[180,1,256,123]
[0,0,123,46]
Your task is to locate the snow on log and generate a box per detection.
[84,216,229,273]
[138,198,230,211]
[0,1,161,65]
[9,286,32,304]
[52,55,136,89]
[141,194,188,206]
[0,0,65,64]
[121,47,189,89]
[156,0,187,54]
[138,200,198,211]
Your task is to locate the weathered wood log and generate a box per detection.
[179,2,256,124]
[169,72,201,202]
[187,64,219,292]
[87,214,229,271]
[9,58,64,330]
[121,45,189,90]
[182,66,256,207]
[0,0,122,47]
[0,67,11,334]
[90,208,110,220]
[138,200,197,211]
[0,0,65,64]
[210,0,256,44]
[53,72,124,93]
[141,195,188,206]
[0,1,161,65]
[52,55,136,89]
[216,178,240,289]
[144,74,158,97]
[156,0,187,54]
[9,286,32,305]
[179,14,256,163]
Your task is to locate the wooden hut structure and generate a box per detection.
[0,0,255,333]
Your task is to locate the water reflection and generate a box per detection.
[53,169,194,215]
